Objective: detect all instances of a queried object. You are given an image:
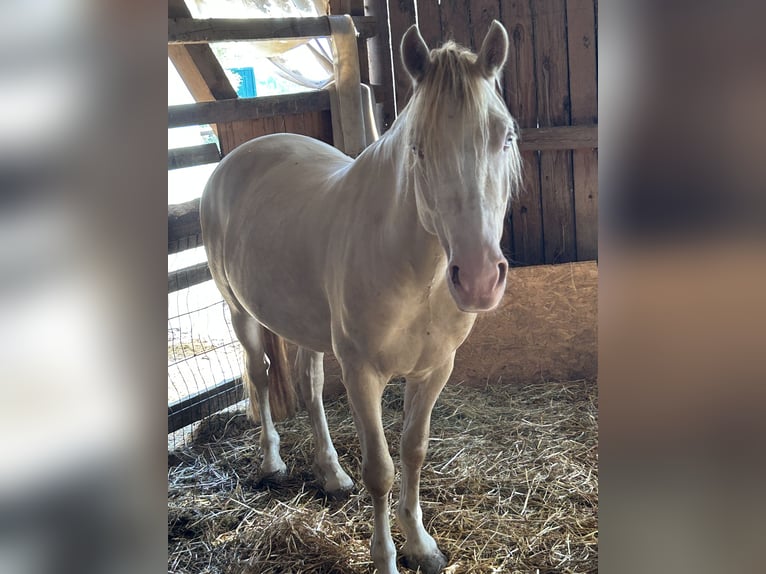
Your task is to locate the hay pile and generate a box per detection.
[168,379,598,573]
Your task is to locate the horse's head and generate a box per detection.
[401,21,522,313]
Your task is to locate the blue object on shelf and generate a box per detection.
[229,67,256,98]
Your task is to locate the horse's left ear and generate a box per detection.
[477,20,509,79]
[401,25,430,83]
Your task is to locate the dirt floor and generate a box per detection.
[168,378,597,573]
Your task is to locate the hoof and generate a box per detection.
[401,549,448,574]
[323,482,355,501]
[260,468,288,485]
[312,462,354,499]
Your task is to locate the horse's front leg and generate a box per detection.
[398,356,455,574]
[341,362,398,574]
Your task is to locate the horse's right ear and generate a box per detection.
[401,25,430,83]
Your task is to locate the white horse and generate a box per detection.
[201,21,521,574]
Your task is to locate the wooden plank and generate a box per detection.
[572,147,598,259]
[509,151,544,265]
[519,125,597,150]
[503,0,544,265]
[387,0,417,115]
[533,0,575,264]
[366,0,396,130]
[167,143,221,170]
[168,45,239,101]
[438,0,471,48]
[350,0,371,86]
[167,0,238,103]
[168,199,201,254]
[316,110,335,145]
[168,91,331,127]
[566,0,598,260]
[467,0,500,51]
[168,377,244,433]
[168,16,378,44]
[168,262,212,293]
[416,0,443,49]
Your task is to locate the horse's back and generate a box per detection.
[203,133,349,214]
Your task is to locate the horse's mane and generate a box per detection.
[398,41,523,198]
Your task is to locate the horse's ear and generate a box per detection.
[401,25,430,83]
[477,20,509,79]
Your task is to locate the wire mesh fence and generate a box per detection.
[167,274,244,450]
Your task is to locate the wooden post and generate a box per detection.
[503,0,545,265]
[566,0,598,260]
[533,0,576,264]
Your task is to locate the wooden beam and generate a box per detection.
[168,16,378,44]
[167,0,238,102]
[169,90,331,127]
[168,199,201,254]
[168,376,243,433]
[519,125,598,151]
[168,262,212,293]
[168,143,221,170]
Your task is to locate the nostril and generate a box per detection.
[451,265,461,287]
[497,261,508,284]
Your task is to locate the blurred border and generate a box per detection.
[0,1,168,572]
[600,1,766,572]
[1,1,764,573]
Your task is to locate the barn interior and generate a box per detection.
[167,1,598,572]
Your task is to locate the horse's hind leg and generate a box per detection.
[295,347,353,495]
[230,311,287,478]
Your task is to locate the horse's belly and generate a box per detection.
[227,264,334,353]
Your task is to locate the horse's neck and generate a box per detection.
[349,124,445,281]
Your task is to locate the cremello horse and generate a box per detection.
[201,21,521,574]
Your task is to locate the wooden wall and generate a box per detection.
[217,111,334,155]
[179,0,598,265]
[371,0,598,265]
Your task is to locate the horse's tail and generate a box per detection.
[258,325,297,422]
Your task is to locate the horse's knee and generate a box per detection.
[401,442,428,469]
[362,456,394,498]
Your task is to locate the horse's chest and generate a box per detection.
[370,301,476,376]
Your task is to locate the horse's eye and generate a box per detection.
[503,133,515,151]
[411,145,424,159]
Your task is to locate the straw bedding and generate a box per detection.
[168,378,598,573]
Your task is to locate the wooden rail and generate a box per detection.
[168,376,243,433]
[168,16,378,44]
[168,199,202,254]
[168,261,213,293]
[168,85,386,129]
[169,91,331,128]
[168,143,221,170]
[519,125,597,151]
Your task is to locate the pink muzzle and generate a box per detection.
[447,254,508,312]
